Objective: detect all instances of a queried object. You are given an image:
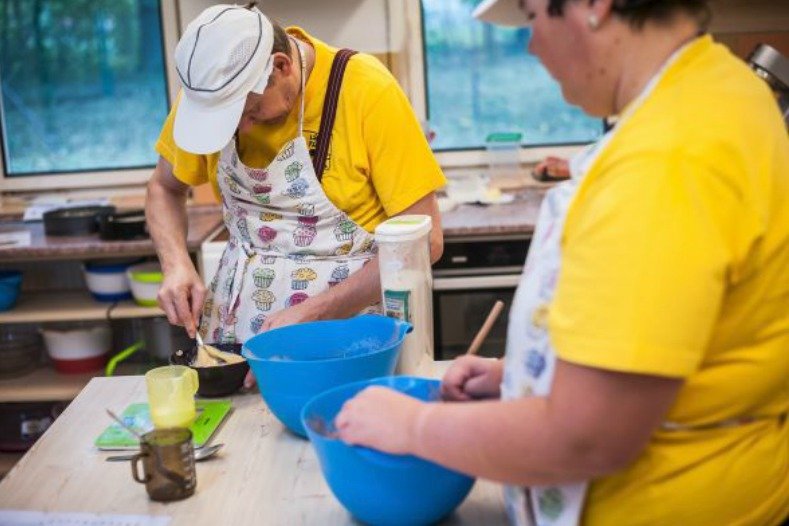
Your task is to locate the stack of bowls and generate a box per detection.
[242,314,412,437]
[0,270,23,311]
[127,262,163,306]
[40,322,111,374]
[301,376,476,526]
[0,325,41,378]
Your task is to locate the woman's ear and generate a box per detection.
[588,0,615,27]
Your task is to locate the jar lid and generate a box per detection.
[374,215,432,243]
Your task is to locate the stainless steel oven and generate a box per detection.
[432,234,530,360]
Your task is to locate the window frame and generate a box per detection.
[0,0,181,192]
[400,0,588,169]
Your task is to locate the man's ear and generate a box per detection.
[271,52,293,77]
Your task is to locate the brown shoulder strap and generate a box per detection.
[311,48,357,181]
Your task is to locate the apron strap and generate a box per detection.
[311,48,357,181]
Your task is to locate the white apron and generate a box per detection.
[200,41,376,343]
[500,46,686,525]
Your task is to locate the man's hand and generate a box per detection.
[261,296,325,332]
[335,386,427,455]
[441,355,504,401]
[157,264,206,338]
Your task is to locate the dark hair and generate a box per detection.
[547,0,711,30]
[244,1,291,55]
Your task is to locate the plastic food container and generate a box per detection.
[0,270,23,311]
[83,261,134,302]
[40,322,111,374]
[375,215,434,375]
[485,132,522,178]
[127,262,163,307]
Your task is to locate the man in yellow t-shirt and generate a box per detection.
[145,3,444,350]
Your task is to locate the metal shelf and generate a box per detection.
[0,291,164,324]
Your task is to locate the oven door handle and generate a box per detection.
[432,273,521,291]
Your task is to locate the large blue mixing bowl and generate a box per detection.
[301,376,475,526]
[242,314,412,437]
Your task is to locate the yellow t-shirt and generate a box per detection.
[155,27,445,232]
[549,36,789,525]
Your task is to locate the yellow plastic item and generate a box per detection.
[145,365,199,429]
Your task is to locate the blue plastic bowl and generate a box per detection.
[242,314,412,437]
[301,376,475,526]
[0,271,23,311]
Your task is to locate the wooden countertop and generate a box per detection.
[0,366,508,525]
[0,205,223,262]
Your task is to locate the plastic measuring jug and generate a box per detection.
[145,365,199,428]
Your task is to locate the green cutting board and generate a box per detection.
[95,399,231,450]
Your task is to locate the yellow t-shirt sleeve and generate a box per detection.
[549,152,744,378]
[154,91,213,187]
[362,83,446,216]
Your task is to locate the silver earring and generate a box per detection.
[588,13,599,29]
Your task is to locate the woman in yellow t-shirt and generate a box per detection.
[334,0,789,525]
[145,3,445,356]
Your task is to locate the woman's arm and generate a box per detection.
[337,359,682,486]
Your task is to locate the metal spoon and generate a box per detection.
[105,443,224,463]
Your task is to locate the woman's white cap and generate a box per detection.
[473,0,531,27]
[174,4,275,154]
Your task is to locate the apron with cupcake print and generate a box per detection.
[199,43,375,343]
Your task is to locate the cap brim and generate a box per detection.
[173,94,246,155]
[473,0,530,27]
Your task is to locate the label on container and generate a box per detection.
[384,289,411,322]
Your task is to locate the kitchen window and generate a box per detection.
[414,0,602,163]
[0,0,179,191]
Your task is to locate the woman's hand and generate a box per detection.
[441,355,504,401]
[335,386,427,455]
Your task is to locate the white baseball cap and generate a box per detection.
[174,4,275,154]
[473,0,531,27]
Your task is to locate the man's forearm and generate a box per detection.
[313,256,382,319]
[145,175,192,273]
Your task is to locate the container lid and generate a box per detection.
[127,262,163,283]
[374,215,432,243]
[485,132,523,143]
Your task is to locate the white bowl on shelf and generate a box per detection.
[82,261,134,302]
[40,323,111,374]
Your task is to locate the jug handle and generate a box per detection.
[396,320,414,339]
[187,367,199,395]
[131,453,151,483]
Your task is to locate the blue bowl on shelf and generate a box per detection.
[301,376,476,526]
[0,270,23,311]
[242,314,412,437]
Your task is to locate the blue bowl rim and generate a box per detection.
[300,375,445,468]
[0,270,22,282]
[241,316,412,365]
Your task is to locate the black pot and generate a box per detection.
[42,206,116,237]
[170,343,249,397]
[98,209,148,241]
